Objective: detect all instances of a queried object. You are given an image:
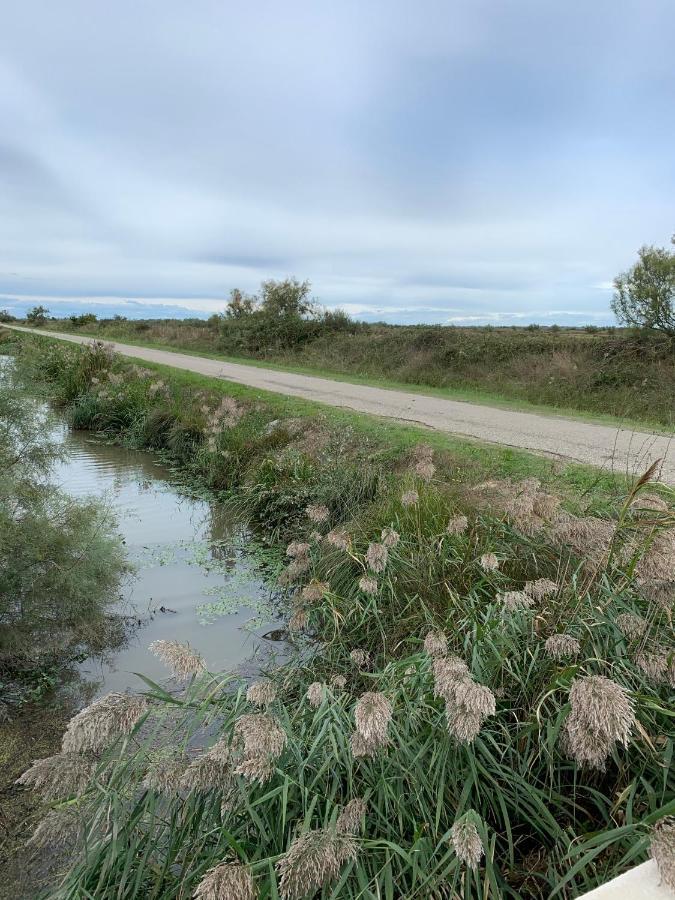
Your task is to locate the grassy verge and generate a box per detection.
[7,328,675,899]
[27,324,675,434]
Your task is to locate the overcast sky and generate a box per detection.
[1,1,673,324]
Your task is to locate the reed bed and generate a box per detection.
[10,334,675,898]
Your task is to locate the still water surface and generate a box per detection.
[52,426,281,697]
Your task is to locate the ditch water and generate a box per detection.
[51,424,282,698]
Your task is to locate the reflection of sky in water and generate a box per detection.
[51,427,281,697]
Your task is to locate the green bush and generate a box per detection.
[0,376,127,701]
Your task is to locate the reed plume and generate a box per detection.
[306,682,325,708]
[276,828,357,900]
[381,527,400,548]
[336,797,367,833]
[246,680,278,706]
[424,630,448,657]
[401,490,419,508]
[358,575,378,595]
[479,552,499,572]
[650,817,675,891]
[563,675,634,769]
[325,528,350,551]
[149,639,206,679]
[354,691,392,744]
[524,578,558,599]
[17,752,95,801]
[306,503,329,524]
[193,860,257,900]
[301,581,328,603]
[62,692,148,754]
[450,812,484,870]
[544,634,581,660]
[446,515,468,535]
[366,541,388,573]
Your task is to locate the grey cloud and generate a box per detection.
[0,0,673,325]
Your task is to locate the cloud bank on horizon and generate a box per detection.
[1,1,673,324]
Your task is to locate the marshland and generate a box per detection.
[2,327,673,899]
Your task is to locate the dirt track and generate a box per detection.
[8,325,674,484]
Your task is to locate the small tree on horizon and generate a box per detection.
[611,237,675,337]
[26,305,49,326]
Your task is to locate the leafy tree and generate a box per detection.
[0,309,15,323]
[25,305,49,326]
[225,287,256,318]
[612,238,675,336]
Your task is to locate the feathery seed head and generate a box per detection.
[450,812,484,870]
[454,681,496,719]
[358,575,379,595]
[181,741,233,793]
[306,682,325,708]
[381,527,400,548]
[424,630,448,657]
[446,708,483,743]
[524,578,558,599]
[62,692,148,754]
[349,648,371,669]
[479,552,499,572]
[193,861,257,900]
[635,650,673,684]
[142,753,189,795]
[349,730,384,758]
[286,541,311,559]
[17,753,95,801]
[634,531,675,583]
[276,828,357,900]
[545,634,581,660]
[366,542,388,573]
[432,656,469,701]
[414,459,436,482]
[233,713,286,783]
[301,581,328,603]
[563,675,635,769]
[325,529,350,551]
[330,674,347,690]
[498,590,534,612]
[401,490,419,508]
[149,639,206,680]
[638,579,674,612]
[616,612,647,640]
[446,515,468,536]
[288,607,308,632]
[29,807,81,849]
[246,680,278,706]
[650,817,675,891]
[354,691,392,743]
[336,798,367,834]
[306,503,329,524]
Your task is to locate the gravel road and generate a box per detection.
[9,325,674,484]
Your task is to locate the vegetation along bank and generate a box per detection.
[17,274,675,430]
[5,328,675,899]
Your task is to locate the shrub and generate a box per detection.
[0,375,126,701]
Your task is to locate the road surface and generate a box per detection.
[7,325,674,484]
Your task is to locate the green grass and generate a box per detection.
[13,327,631,507]
[25,325,675,434]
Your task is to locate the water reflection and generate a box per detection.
[51,426,281,696]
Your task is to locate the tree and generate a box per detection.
[259,278,315,318]
[25,305,49,326]
[225,287,256,318]
[611,238,675,336]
